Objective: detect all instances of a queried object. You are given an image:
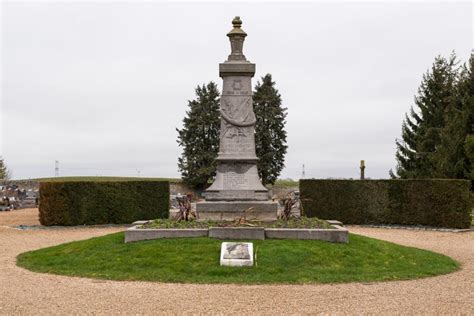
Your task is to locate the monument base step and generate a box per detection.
[196,201,278,221]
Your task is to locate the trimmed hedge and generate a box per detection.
[39,181,169,226]
[300,179,472,229]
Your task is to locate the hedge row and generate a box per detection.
[300,179,472,229]
[39,181,169,226]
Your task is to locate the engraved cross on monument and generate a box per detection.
[196,17,278,221]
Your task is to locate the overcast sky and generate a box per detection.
[1,1,472,180]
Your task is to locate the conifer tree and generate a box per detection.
[465,135,474,180]
[392,54,458,178]
[460,53,473,180]
[253,74,288,185]
[0,156,10,181]
[177,82,220,190]
[434,53,473,179]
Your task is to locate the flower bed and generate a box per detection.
[139,217,333,229]
[126,217,347,243]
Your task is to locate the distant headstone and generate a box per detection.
[220,242,254,267]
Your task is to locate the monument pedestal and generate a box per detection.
[196,200,278,221]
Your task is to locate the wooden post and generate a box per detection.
[360,160,365,180]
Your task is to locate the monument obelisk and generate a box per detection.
[196,17,278,221]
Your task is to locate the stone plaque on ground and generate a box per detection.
[220,242,254,267]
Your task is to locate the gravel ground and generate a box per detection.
[0,208,473,315]
[0,208,42,226]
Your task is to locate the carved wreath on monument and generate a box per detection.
[220,97,256,139]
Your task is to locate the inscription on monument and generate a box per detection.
[219,163,250,189]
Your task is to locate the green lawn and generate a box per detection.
[17,233,458,284]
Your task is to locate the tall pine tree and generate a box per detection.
[460,52,473,179]
[465,135,474,180]
[253,74,288,185]
[434,52,473,179]
[392,53,458,178]
[177,82,220,190]
[460,52,473,180]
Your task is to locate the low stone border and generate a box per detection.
[124,226,208,243]
[265,225,348,243]
[125,223,348,243]
[209,227,265,240]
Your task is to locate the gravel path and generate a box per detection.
[0,208,473,314]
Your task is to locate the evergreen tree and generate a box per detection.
[393,53,458,178]
[0,156,10,181]
[434,53,473,179]
[460,53,473,179]
[460,53,473,180]
[253,74,288,185]
[177,82,220,190]
[465,135,474,180]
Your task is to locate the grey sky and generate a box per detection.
[1,1,472,180]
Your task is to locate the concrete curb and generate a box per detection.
[209,227,265,240]
[265,225,349,243]
[124,226,208,243]
[125,224,349,243]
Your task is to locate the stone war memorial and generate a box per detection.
[196,16,278,221]
[124,17,349,245]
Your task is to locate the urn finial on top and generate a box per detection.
[227,16,247,61]
[232,16,242,28]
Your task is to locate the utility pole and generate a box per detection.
[360,160,365,180]
[302,164,305,179]
[55,160,59,177]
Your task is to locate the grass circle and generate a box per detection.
[17,233,458,284]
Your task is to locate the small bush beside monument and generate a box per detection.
[39,181,169,226]
[301,179,471,228]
